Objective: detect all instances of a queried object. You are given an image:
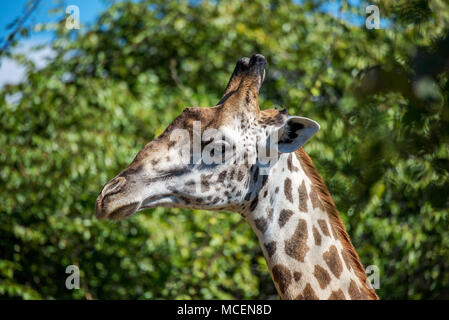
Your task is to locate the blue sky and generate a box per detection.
[0,0,111,87]
[0,0,110,41]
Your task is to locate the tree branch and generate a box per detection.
[0,0,41,54]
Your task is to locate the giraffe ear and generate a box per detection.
[276,116,320,153]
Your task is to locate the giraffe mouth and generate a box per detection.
[140,193,213,211]
[139,195,181,210]
[106,202,140,220]
[107,193,216,220]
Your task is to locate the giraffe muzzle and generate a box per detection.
[96,176,135,220]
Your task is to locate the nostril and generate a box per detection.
[102,176,126,196]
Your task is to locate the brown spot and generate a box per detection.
[245,91,251,105]
[200,174,211,192]
[298,180,309,212]
[328,289,346,300]
[312,226,322,246]
[217,170,227,183]
[284,219,309,263]
[271,264,292,295]
[317,219,330,237]
[278,209,294,228]
[348,279,363,300]
[293,272,302,282]
[264,241,276,258]
[243,152,249,165]
[184,179,196,188]
[179,195,191,204]
[295,283,318,300]
[254,216,267,233]
[167,140,176,148]
[313,265,331,289]
[275,187,279,193]
[284,178,293,203]
[309,186,324,210]
[323,245,343,279]
[237,170,245,181]
[229,169,236,180]
[287,154,298,172]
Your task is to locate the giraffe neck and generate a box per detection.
[244,149,378,300]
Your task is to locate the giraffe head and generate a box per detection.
[95,54,320,220]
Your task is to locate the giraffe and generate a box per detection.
[95,54,379,300]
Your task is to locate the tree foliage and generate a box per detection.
[1,0,448,299]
